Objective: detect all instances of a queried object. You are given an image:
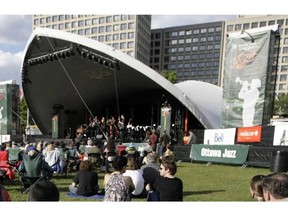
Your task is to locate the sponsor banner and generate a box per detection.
[204,128,236,145]
[237,126,262,143]
[273,125,288,146]
[221,27,277,128]
[190,144,249,165]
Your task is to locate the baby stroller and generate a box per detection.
[18,152,53,193]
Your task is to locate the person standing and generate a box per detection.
[149,129,158,152]
[146,156,183,201]
[158,129,170,156]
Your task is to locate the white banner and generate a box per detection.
[204,128,236,145]
[0,134,11,144]
[273,125,288,146]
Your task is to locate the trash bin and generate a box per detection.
[270,150,288,172]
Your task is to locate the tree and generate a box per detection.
[161,69,177,84]
[273,93,288,116]
[19,97,28,131]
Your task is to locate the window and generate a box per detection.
[280,75,287,81]
[235,24,241,31]
[52,16,57,22]
[215,26,222,32]
[98,36,104,42]
[171,31,178,37]
[106,16,112,23]
[200,45,206,50]
[40,18,45,24]
[84,28,90,35]
[192,38,199,43]
[99,17,105,24]
[78,29,84,35]
[268,20,275,25]
[171,40,177,45]
[120,42,126,49]
[243,23,250,30]
[251,22,258,28]
[65,15,71,20]
[192,46,198,51]
[121,23,127,30]
[281,65,288,72]
[193,29,199,34]
[78,20,84,27]
[179,31,185,36]
[113,34,119,40]
[121,15,127,21]
[106,35,112,41]
[282,56,288,63]
[112,43,119,49]
[185,47,191,52]
[177,56,184,61]
[92,27,97,34]
[128,41,134,48]
[113,24,120,31]
[92,18,98,25]
[106,25,112,32]
[186,30,192,35]
[260,21,266,27]
[185,38,192,43]
[179,39,184,44]
[65,23,71,29]
[279,84,287,90]
[85,19,91,26]
[178,47,184,52]
[284,38,288,44]
[46,17,51,23]
[227,25,233,32]
[208,27,214,33]
[113,15,120,21]
[200,28,207,33]
[59,23,64,30]
[207,36,214,41]
[99,26,104,33]
[283,47,288,54]
[200,37,206,42]
[171,56,177,61]
[128,22,135,29]
[120,33,126,39]
[128,32,134,39]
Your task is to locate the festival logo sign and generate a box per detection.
[237,126,262,143]
[204,128,236,145]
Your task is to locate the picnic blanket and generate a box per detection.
[66,192,105,199]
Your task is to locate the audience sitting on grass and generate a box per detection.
[42,142,61,173]
[262,172,288,201]
[249,174,265,201]
[27,179,59,201]
[146,156,183,201]
[103,156,135,201]
[140,152,160,197]
[123,157,144,198]
[69,160,100,197]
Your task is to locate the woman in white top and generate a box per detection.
[123,157,144,196]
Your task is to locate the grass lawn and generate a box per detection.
[4,161,271,202]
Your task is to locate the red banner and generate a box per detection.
[237,126,262,143]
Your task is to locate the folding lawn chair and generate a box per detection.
[18,152,53,193]
[0,150,15,182]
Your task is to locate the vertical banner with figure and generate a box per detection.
[52,114,59,138]
[222,26,279,128]
[160,106,171,137]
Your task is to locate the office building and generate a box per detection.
[32,15,151,66]
[150,22,225,85]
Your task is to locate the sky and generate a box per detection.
[0,14,237,85]
[0,0,286,86]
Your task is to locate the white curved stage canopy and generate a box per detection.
[21,28,222,136]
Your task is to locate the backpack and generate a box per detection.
[104,173,129,201]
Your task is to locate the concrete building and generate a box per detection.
[223,15,288,97]
[150,22,225,85]
[32,15,151,66]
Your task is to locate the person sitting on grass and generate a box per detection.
[249,174,265,201]
[27,179,59,201]
[69,160,100,197]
